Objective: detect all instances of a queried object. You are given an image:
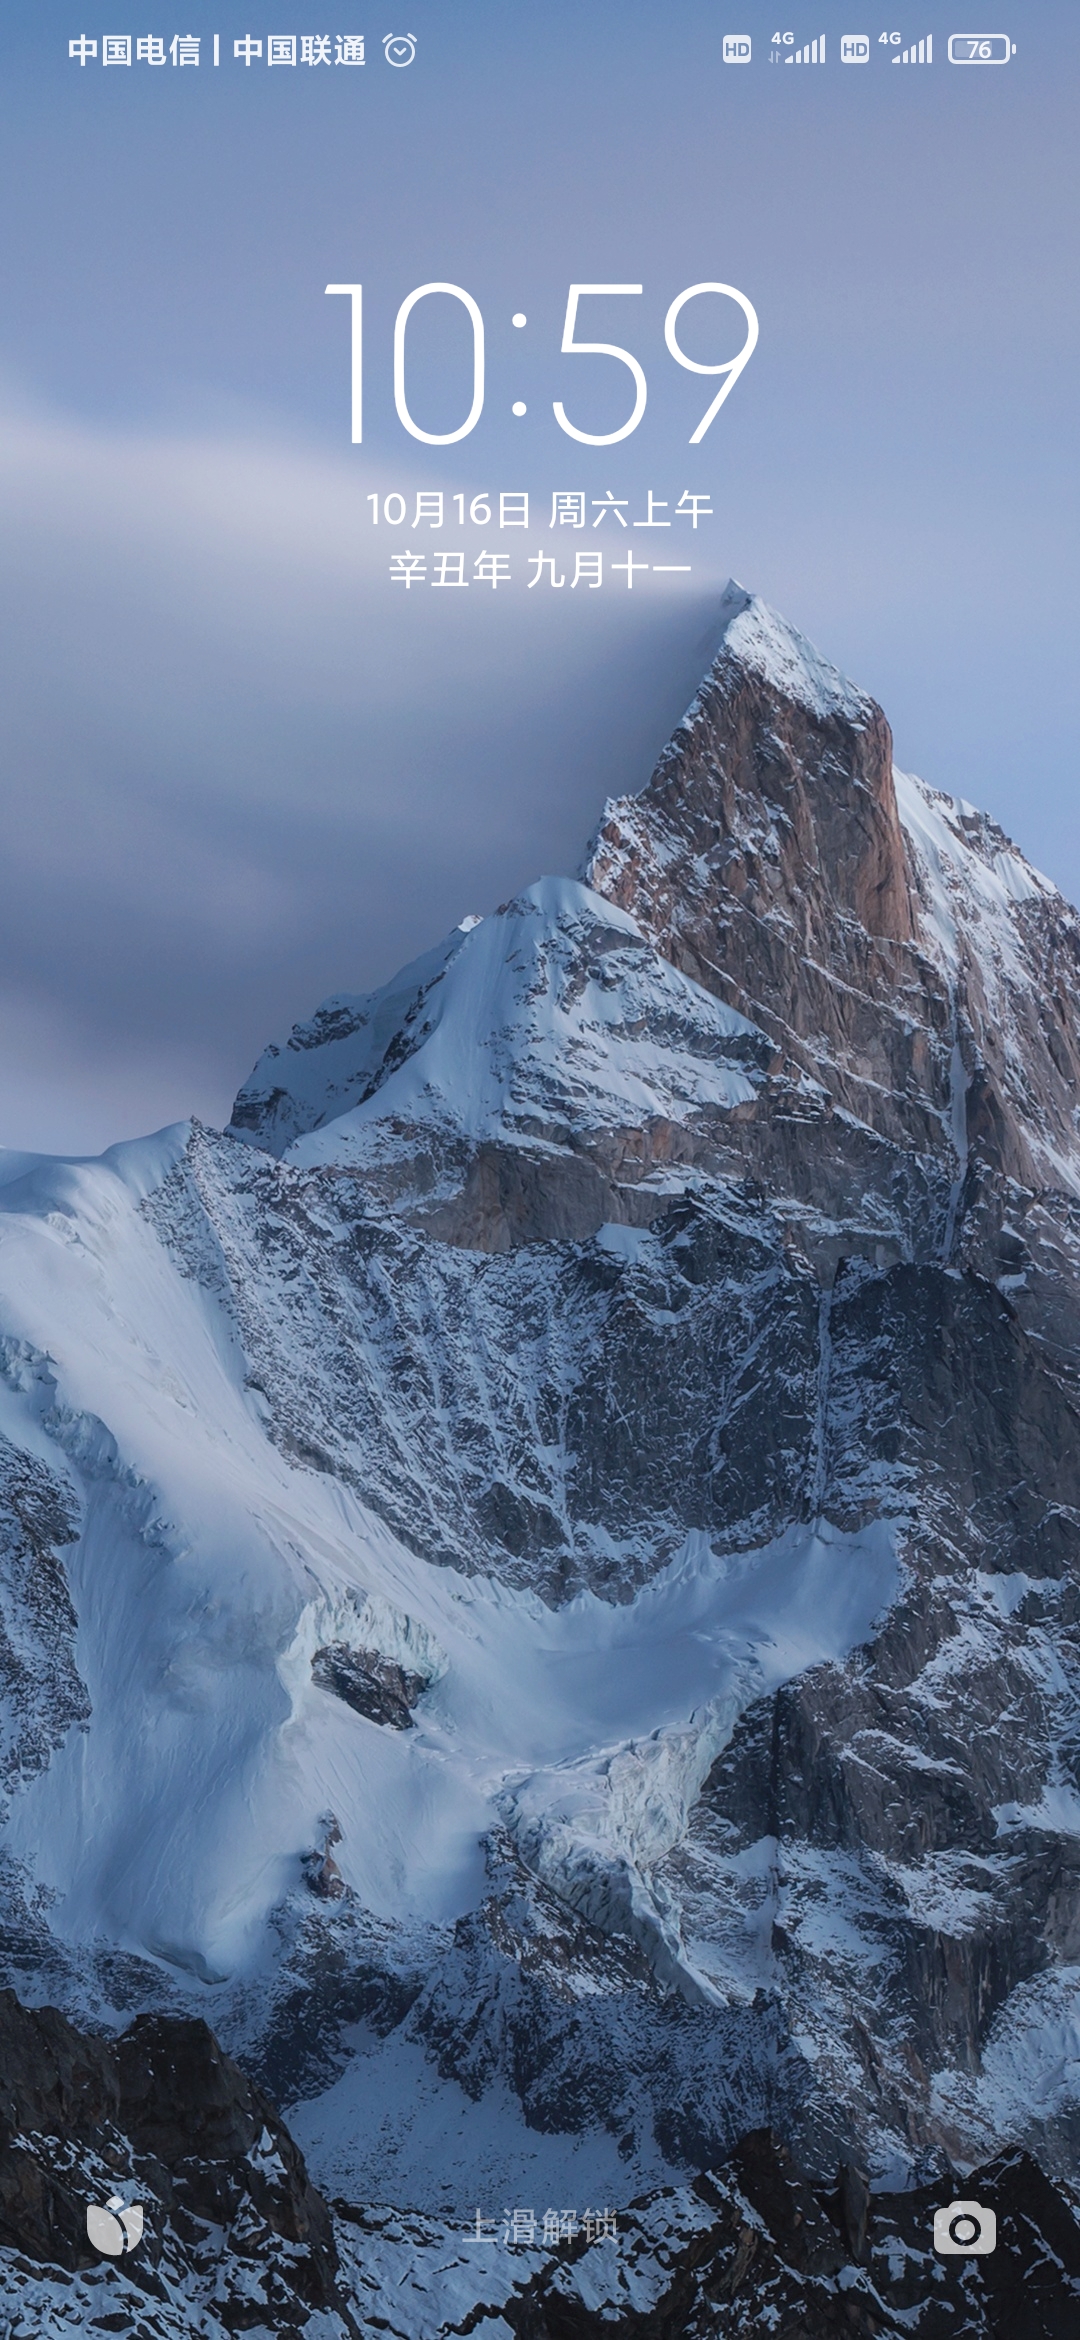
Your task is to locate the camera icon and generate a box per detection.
[933,2200,997,2255]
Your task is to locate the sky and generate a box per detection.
[0,0,1076,1151]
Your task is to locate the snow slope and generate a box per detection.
[687,578,873,728]
[0,1125,894,1995]
[232,876,770,1182]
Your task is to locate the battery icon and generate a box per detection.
[947,33,1015,62]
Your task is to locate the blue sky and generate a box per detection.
[0,0,1076,1147]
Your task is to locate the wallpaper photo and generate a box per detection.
[0,4,1077,2333]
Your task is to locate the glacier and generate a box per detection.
[0,1131,894,1990]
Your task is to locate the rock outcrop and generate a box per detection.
[0,1990,350,2331]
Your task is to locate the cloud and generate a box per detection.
[0,391,719,1152]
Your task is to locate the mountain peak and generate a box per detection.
[584,591,1080,1240]
[231,589,1080,1263]
[582,589,921,1156]
[707,579,872,726]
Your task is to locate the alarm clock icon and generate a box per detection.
[383,33,417,66]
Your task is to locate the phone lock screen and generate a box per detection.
[0,5,1077,2335]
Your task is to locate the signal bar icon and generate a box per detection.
[786,33,825,62]
[893,32,933,59]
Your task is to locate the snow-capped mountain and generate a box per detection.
[230,874,774,1247]
[1,584,1080,2332]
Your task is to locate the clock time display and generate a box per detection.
[325,281,760,448]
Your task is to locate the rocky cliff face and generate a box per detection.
[584,582,1080,1366]
[0,587,1078,2333]
[584,581,1080,1233]
[0,1989,349,2333]
[586,584,925,1146]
